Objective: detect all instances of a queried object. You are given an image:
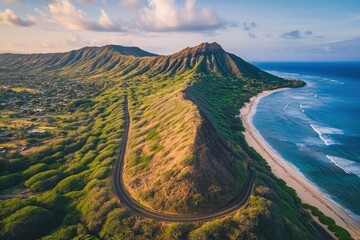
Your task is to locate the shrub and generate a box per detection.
[55,172,88,194]
[0,206,57,240]
[318,215,335,225]
[34,192,68,216]
[164,223,193,240]
[139,190,154,200]
[146,128,159,141]
[78,183,118,231]
[163,170,174,181]
[23,163,48,178]
[0,198,27,219]
[81,151,96,165]
[93,150,115,163]
[42,225,77,240]
[2,158,27,173]
[0,173,22,190]
[189,219,231,240]
[41,151,64,164]
[26,138,38,144]
[328,225,352,240]
[79,142,96,154]
[302,204,323,217]
[25,170,63,192]
[303,203,351,240]
[99,208,132,239]
[64,163,88,175]
[149,143,163,152]
[67,99,94,112]
[192,194,203,206]
[91,167,110,180]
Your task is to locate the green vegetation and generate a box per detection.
[0,43,338,239]
[303,204,352,240]
[1,206,57,239]
[0,73,126,239]
[25,170,64,192]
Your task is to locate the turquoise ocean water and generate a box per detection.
[253,62,360,221]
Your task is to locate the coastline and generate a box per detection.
[240,88,360,239]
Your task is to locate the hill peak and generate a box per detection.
[196,42,224,52]
[154,42,243,77]
[168,42,226,61]
[178,42,225,56]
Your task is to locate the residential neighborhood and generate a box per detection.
[0,73,108,158]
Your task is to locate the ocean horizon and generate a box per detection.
[253,62,360,221]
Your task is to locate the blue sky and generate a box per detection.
[0,0,359,61]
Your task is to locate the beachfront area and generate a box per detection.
[240,89,360,239]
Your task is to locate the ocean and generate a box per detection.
[253,62,360,220]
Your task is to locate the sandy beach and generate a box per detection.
[240,88,360,239]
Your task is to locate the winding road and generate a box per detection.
[113,96,255,222]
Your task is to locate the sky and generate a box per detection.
[0,0,359,61]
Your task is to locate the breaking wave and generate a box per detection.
[326,155,360,177]
[310,124,343,146]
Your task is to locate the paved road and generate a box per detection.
[113,96,255,222]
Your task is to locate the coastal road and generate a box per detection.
[113,96,255,222]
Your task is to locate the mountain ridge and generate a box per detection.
[0,43,287,80]
[0,44,156,57]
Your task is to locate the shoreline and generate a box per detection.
[240,88,360,239]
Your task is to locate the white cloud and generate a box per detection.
[1,0,22,3]
[99,9,113,27]
[119,0,139,8]
[0,8,35,26]
[139,0,226,32]
[34,8,49,18]
[60,32,133,48]
[48,0,89,30]
[77,0,97,3]
[33,7,57,27]
[48,0,126,32]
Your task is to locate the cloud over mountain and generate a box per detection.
[48,0,126,32]
[0,8,35,26]
[2,0,231,33]
[119,0,139,7]
[139,0,226,32]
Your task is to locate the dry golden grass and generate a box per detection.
[0,140,26,149]
[8,87,40,93]
[123,82,201,213]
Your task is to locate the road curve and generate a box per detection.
[113,96,256,222]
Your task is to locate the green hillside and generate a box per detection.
[0,43,334,240]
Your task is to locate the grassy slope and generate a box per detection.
[0,43,332,240]
[125,73,203,213]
